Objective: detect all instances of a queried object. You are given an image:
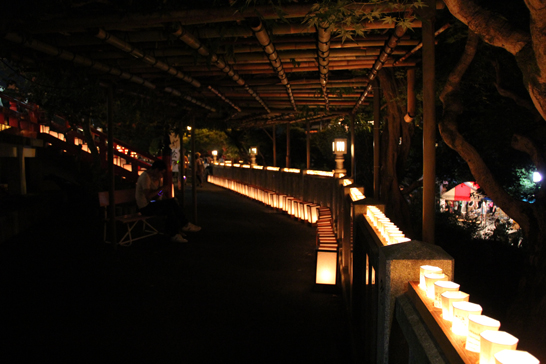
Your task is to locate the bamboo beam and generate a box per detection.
[3,32,216,111]
[171,24,270,114]
[317,23,332,112]
[250,19,297,111]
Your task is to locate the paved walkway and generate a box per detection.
[1,182,352,363]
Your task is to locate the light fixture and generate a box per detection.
[424,273,448,299]
[532,171,542,183]
[316,248,337,285]
[433,281,460,309]
[419,265,442,291]
[441,290,469,321]
[332,137,347,177]
[249,146,258,165]
[480,331,519,364]
[451,301,482,336]
[494,350,539,364]
[466,315,500,353]
[212,150,218,163]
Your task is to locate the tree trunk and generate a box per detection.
[377,69,415,236]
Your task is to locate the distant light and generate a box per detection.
[532,172,542,183]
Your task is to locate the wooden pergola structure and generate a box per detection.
[0,0,441,242]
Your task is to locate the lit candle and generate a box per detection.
[480,331,519,364]
[451,301,482,336]
[434,281,460,309]
[466,315,500,353]
[420,265,442,290]
[494,350,539,364]
[425,273,448,299]
[441,290,469,321]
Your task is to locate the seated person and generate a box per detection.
[135,160,200,243]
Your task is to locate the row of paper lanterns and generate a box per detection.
[208,175,320,225]
[419,265,538,363]
[365,206,412,245]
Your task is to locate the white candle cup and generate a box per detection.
[441,290,469,321]
[451,301,482,336]
[420,265,442,290]
[480,331,519,364]
[494,350,539,364]
[466,315,501,353]
[425,273,448,299]
[434,281,460,309]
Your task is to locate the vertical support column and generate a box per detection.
[406,68,416,123]
[306,119,311,170]
[191,115,197,223]
[422,0,436,244]
[273,124,277,167]
[16,145,26,195]
[107,85,116,247]
[178,121,186,206]
[373,79,381,199]
[350,113,355,178]
[285,122,290,168]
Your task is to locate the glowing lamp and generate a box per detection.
[434,281,459,309]
[532,172,542,183]
[494,350,539,364]
[212,150,218,163]
[332,137,347,177]
[480,331,519,364]
[316,249,337,285]
[466,315,500,352]
[249,146,258,165]
[424,273,448,299]
[441,290,469,321]
[420,265,442,290]
[451,301,482,336]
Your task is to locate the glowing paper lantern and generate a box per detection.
[480,331,519,364]
[434,281,460,309]
[420,265,442,290]
[425,273,448,299]
[466,315,500,353]
[316,250,337,285]
[495,350,539,364]
[441,290,469,321]
[451,301,482,336]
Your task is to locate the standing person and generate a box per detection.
[195,152,205,187]
[136,160,201,243]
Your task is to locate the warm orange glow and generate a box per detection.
[480,331,518,364]
[349,187,365,201]
[466,315,500,353]
[316,250,337,285]
[451,301,482,336]
[419,265,443,290]
[266,166,280,171]
[433,281,459,309]
[424,273,448,299]
[282,168,300,173]
[494,350,539,364]
[305,170,335,177]
[441,290,469,321]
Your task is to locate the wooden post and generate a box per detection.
[178,121,185,207]
[373,79,381,199]
[273,124,277,167]
[422,0,436,244]
[306,119,310,170]
[107,85,116,247]
[286,122,290,168]
[350,113,355,178]
[191,115,197,223]
[406,68,416,122]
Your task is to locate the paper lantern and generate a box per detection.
[425,273,448,299]
[451,301,482,336]
[480,331,519,364]
[316,249,337,285]
[495,350,539,364]
[420,265,442,290]
[441,290,469,321]
[466,315,500,353]
[434,281,460,309]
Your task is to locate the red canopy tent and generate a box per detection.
[440,182,483,201]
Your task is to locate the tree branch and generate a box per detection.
[443,0,530,55]
[438,31,532,234]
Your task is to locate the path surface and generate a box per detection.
[1,182,352,363]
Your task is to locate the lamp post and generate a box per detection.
[212,150,218,163]
[332,137,347,177]
[249,146,258,166]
